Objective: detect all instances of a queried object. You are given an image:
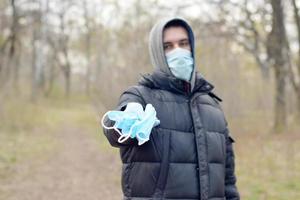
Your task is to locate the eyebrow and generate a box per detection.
[163,42,172,45]
[179,39,189,43]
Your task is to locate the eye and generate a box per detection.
[164,44,172,50]
[179,40,189,47]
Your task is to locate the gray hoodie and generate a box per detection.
[148,17,197,91]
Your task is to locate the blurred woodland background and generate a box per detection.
[0,0,299,199]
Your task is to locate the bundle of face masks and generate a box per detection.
[101,102,160,145]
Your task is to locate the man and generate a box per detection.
[102,17,240,200]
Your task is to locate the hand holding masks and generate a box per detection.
[101,102,160,145]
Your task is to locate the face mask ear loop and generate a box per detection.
[118,132,132,143]
[136,133,147,146]
[101,111,131,144]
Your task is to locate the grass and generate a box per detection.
[0,98,58,180]
[229,111,300,200]
[0,93,108,181]
[236,136,300,199]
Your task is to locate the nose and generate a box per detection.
[173,43,180,49]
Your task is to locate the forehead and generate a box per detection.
[163,26,189,42]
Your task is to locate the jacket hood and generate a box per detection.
[148,17,197,91]
[138,70,215,96]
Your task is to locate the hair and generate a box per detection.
[164,19,188,31]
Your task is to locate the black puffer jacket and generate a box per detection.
[103,70,240,200]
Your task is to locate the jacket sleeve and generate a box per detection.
[224,127,240,200]
[102,86,145,148]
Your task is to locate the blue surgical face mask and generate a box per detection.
[166,48,194,82]
[102,103,144,138]
[101,102,160,145]
[129,104,160,145]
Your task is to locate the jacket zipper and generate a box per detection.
[187,94,202,198]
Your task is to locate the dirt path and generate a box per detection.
[2,125,123,200]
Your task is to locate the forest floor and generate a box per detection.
[0,124,122,200]
[0,96,123,200]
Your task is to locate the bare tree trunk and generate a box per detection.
[57,7,72,98]
[267,0,288,132]
[10,0,18,88]
[274,65,287,131]
[61,45,71,98]
[62,47,71,99]
[31,29,38,101]
[44,50,58,97]
[12,46,21,92]
[65,67,71,98]
[0,0,19,89]
[83,0,92,96]
[291,0,300,120]
[85,37,91,96]
[31,0,49,101]
[297,91,300,119]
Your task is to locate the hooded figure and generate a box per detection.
[103,17,240,200]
